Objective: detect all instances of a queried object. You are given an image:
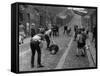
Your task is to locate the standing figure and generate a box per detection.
[30,33,44,68]
[44,29,52,49]
[26,22,30,36]
[19,34,24,44]
[74,25,78,41]
[67,27,71,36]
[63,25,68,35]
[52,26,57,37]
[55,25,59,36]
[76,31,87,57]
[31,23,36,38]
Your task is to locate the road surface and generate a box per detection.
[19,13,96,71]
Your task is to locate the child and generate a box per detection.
[76,31,87,57]
[49,39,59,55]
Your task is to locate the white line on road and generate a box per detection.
[86,39,96,67]
[55,37,74,69]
